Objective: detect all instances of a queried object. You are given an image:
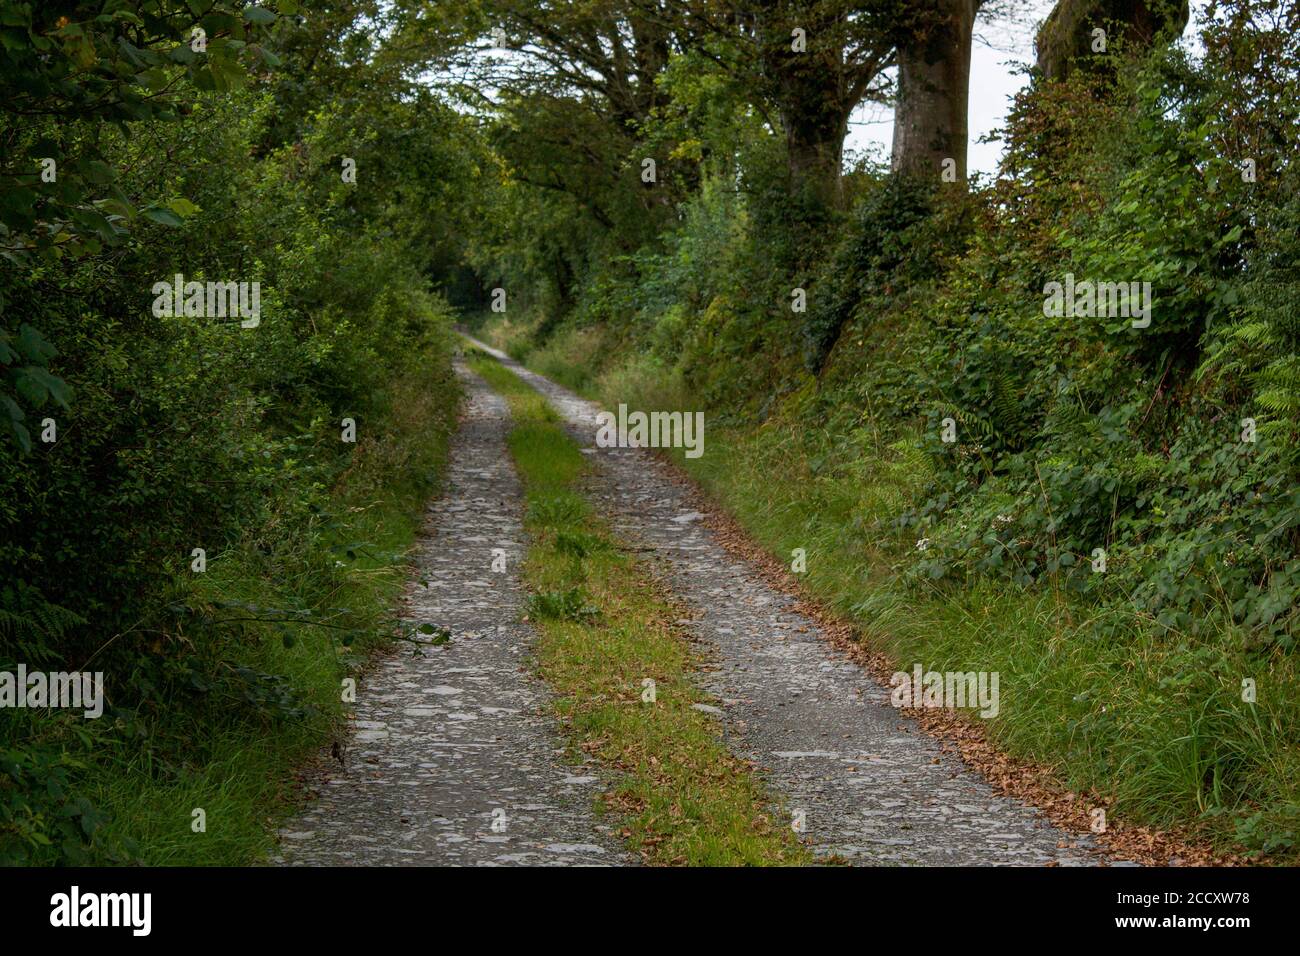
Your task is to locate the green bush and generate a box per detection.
[0,5,473,863]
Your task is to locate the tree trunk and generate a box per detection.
[1036,0,1190,82]
[631,14,670,119]
[781,94,850,210]
[752,2,854,210]
[890,0,979,182]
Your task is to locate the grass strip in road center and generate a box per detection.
[465,347,810,866]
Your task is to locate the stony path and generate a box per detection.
[275,362,627,866]
[466,337,1106,866]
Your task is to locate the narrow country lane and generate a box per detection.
[10,0,1287,921]
[275,361,629,866]
[463,336,1111,867]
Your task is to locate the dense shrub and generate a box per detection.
[0,4,474,863]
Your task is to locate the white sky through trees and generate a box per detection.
[845,0,1211,178]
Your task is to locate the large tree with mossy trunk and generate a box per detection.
[1035,0,1190,81]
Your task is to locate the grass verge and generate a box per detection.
[465,347,810,865]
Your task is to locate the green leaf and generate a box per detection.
[9,421,32,453]
[13,368,48,406]
[35,369,71,409]
[69,207,118,241]
[81,160,115,185]
[190,64,217,91]
[16,324,56,363]
[140,67,169,91]
[98,196,135,219]
[15,367,70,408]
[141,205,184,227]
[166,197,200,218]
[244,7,278,25]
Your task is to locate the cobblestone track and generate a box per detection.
[466,336,1108,867]
[275,362,629,866]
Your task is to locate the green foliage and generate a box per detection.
[0,1,471,864]
[526,587,600,623]
[1,728,136,865]
[0,0,286,450]
[475,2,1300,650]
[474,0,1300,858]
[804,174,968,373]
[892,16,1299,653]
